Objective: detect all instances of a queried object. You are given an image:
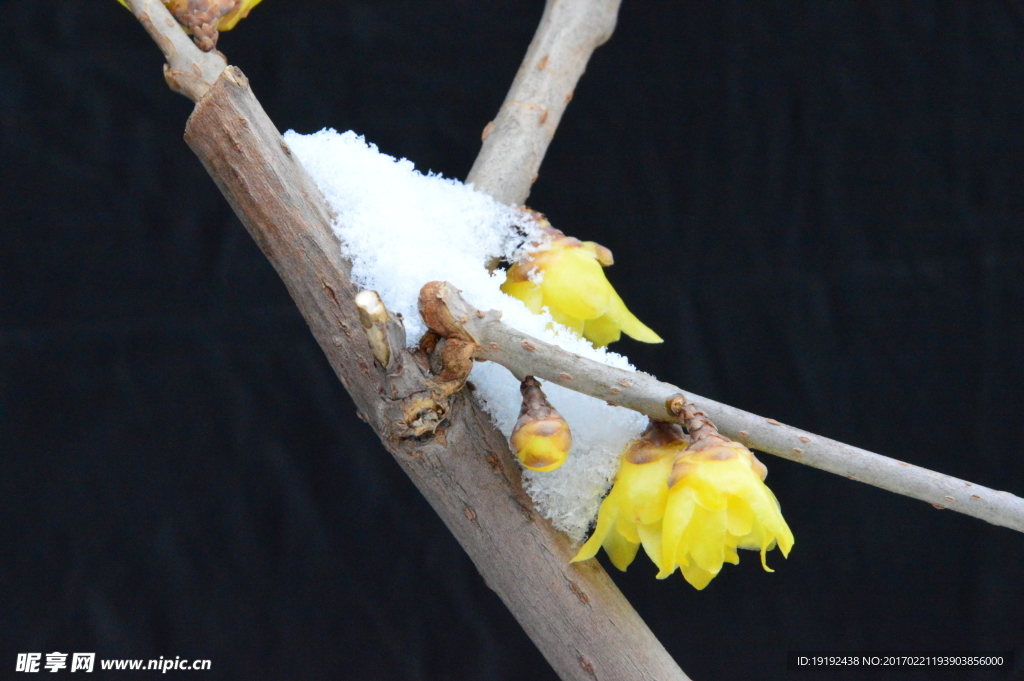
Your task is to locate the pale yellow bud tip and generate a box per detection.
[510,376,572,473]
[511,419,572,472]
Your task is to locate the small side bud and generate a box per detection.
[666,393,688,417]
[510,376,572,472]
[355,290,391,368]
[118,0,263,52]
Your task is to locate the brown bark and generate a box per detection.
[183,66,689,681]
[124,0,227,100]
[466,0,622,206]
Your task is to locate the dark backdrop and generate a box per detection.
[2,2,1023,680]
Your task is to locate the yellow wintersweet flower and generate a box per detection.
[117,0,263,50]
[501,215,662,347]
[573,416,794,589]
[570,421,686,570]
[658,441,794,589]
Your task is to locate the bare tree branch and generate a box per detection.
[422,282,1024,535]
[124,0,226,101]
[118,4,1024,679]
[125,5,691,679]
[183,66,689,681]
[466,0,621,206]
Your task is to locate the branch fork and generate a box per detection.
[120,0,1024,678]
[123,0,701,678]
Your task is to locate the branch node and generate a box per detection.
[128,0,227,102]
[419,281,471,340]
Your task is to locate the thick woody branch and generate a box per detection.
[125,0,226,101]
[120,0,710,653]
[180,68,688,681]
[129,5,689,681]
[466,0,621,205]
[422,282,1024,535]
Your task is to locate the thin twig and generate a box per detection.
[422,282,1024,535]
[466,0,621,206]
[125,0,226,101]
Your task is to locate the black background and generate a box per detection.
[2,2,1023,680]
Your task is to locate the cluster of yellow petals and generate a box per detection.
[501,216,662,348]
[571,424,680,571]
[572,422,794,590]
[116,0,263,33]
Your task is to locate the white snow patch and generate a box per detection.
[285,128,646,540]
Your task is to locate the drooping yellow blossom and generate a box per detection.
[572,418,794,590]
[658,441,794,589]
[570,421,687,570]
[501,214,662,347]
[510,376,572,472]
[117,0,263,50]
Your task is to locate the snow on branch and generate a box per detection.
[420,281,1024,535]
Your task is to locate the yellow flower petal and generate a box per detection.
[582,314,621,347]
[548,307,585,336]
[501,279,544,314]
[603,532,641,571]
[538,246,610,320]
[572,506,617,564]
[602,288,663,343]
[684,505,728,573]
[579,240,614,266]
[680,561,718,590]
[615,513,642,544]
[658,486,695,578]
[218,0,262,30]
[659,442,794,587]
[614,457,675,525]
[637,521,664,568]
[723,539,740,565]
[726,498,755,537]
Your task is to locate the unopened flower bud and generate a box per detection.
[510,376,572,472]
[116,0,263,51]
